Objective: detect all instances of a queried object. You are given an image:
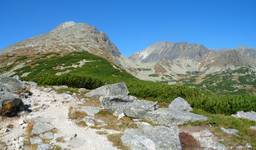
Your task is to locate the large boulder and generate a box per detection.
[168,97,192,112]
[232,111,256,121]
[0,77,30,117]
[85,82,129,98]
[121,123,181,150]
[0,77,25,92]
[100,95,158,118]
[0,91,19,101]
[143,108,207,126]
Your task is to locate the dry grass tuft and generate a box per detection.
[68,107,87,120]
[94,109,137,131]
[107,134,129,150]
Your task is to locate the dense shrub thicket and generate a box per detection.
[16,52,256,115]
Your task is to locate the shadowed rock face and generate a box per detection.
[0,98,25,117]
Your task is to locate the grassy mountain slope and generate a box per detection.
[1,51,256,115]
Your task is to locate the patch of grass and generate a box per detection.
[94,109,137,131]
[68,107,87,120]
[55,87,79,94]
[55,137,65,143]
[189,109,256,148]
[53,145,62,150]
[107,134,129,150]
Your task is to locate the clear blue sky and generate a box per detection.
[0,0,255,56]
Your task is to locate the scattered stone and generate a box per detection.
[40,132,54,140]
[85,82,129,98]
[220,127,239,136]
[232,111,256,121]
[37,144,52,150]
[80,106,100,116]
[30,136,43,145]
[246,143,253,150]
[121,124,181,150]
[83,116,95,127]
[168,97,192,112]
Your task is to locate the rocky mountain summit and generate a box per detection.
[2,21,121,63]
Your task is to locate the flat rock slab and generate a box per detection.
[85,82,129,98]
[232,111,256,121]
[121,124,181,150]
[143,108,207,126]
[220,127,239,136]
[31,118,55,135]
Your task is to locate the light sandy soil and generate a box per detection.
[0,85,117,150]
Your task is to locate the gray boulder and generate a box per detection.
[144,108,207,126]
[168,97,192,112]
[100,95,158,118]
[0,91,19,101]
[0,77,24,92]
[85,82,129,98]
[121,123,181,150]
[232,111,256,121]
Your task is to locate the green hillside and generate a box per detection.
[1,51,256,115]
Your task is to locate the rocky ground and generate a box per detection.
[0,77,255,150]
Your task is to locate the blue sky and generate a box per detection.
[0,0,255,56]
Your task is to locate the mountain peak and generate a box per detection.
[3,21,121,62]
[54,21,77,30]
[131,41,210,62]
